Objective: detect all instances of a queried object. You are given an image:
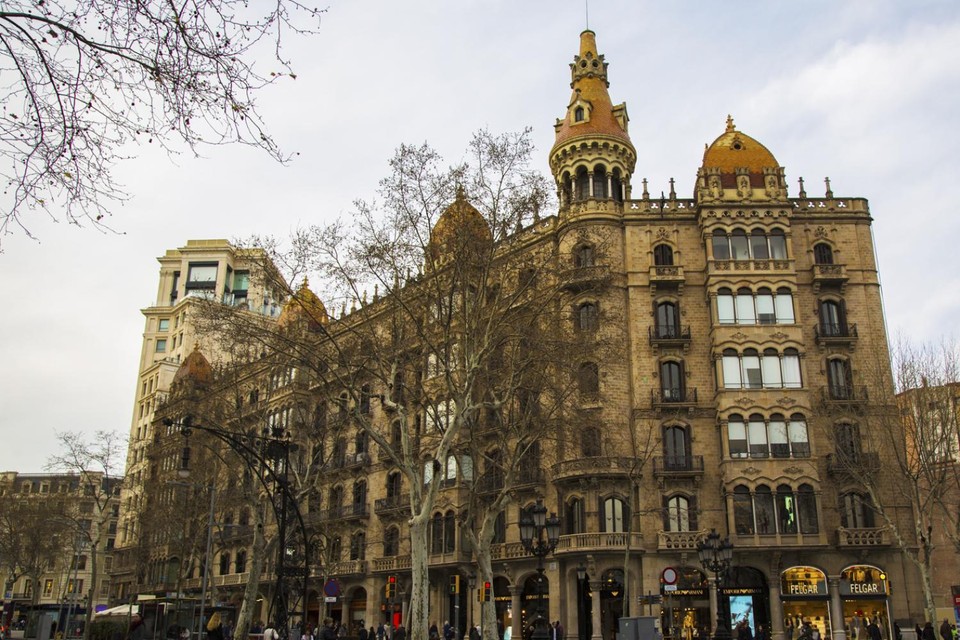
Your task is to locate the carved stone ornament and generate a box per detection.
[742,466,760,476]
[777,397,797,407]
[732,332,749,341]
[657,228,670,240]
[735,397,753,407]
[814,226,828,238]
[784,466,803,475]
[770,332,790,341]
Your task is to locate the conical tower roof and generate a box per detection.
[278,278,329,330]
[173,346,213,387]
[427,186,492,265]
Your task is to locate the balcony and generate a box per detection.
[555,532,644,555]
[372,555,412,573]
[374,493,410,518]
[825,452,880,477]
[342,453,372,471]
[315,503,370,523]
[820,385,868,409]
[652,388,698,411]
[708,259,794,276]
[490,542,528,561]
[811,263,848,291]
[657,530,705,551]
[837,527,890,547]
[560,265,611,293]
[814,323,858,347]
[649,325,692,350]
[652,456,705,479]
[649,265,685,293]
[327,559,367,576]
[552,457,634,483]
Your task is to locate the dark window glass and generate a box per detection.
[581,427,601,457]
[663,426,689,468]
[654,244,674,266]
[814,243,834,264]
[712,231,730,260]
[577,303,598,331]
[660,361,684,401]
[656,302,680,338]
[733,485,754,534]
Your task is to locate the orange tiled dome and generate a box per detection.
[702,116,779,173]
[173,346,213,386]
[278,278,329,330]
[427,187,492,263]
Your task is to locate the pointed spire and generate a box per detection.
[726,114,736,133]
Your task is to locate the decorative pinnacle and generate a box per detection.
[725,115,735,133]
[824,177,833,198]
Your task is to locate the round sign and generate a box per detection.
[323,579,341,597]
[661,567,678,585]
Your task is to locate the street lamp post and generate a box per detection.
[517,499,560,640]
[575,564,586,640]
[696,529,734,640]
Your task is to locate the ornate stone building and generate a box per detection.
[116,29,924,640]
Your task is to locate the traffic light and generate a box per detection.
[386,575,397,599]
[478,581,491,602]
[449,575,460,595]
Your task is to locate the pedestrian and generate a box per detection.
[377,624,385,640]
[430,624,439,640]
[917,626,924,640]
[360,627,369,640]
[128,615,145,640]
[263,623,278,640]
[867,621,882,640]
[942,621,953,640]
[443,622,453,640]
[923,624,937,640]
[798,622,813,640]
[470,626,480,640]
[756,625,768,640]
[394,626,406,640]
[369,628,376,640]
[207,614,225,640]
[893,623,901,640]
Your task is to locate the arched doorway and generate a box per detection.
[723,567,769,637]
[493,577,511,639]
[349,587,368,631]
[521,574,549,640]
[600,569,624,640]
[661,567,710,640]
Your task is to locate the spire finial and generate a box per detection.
[725,115,735,133]
[585,0,589,30]
[824,177,833,198]
[798,177,807,198]
[455,183,466,201]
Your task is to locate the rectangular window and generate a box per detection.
[789,419,810,457]
[782,356,802,388]
[769,420,790,458]
[156,339,167,353]
[775,293,795,323]
[761,354,782,388]
[158,319,169,331]
[742,354,762,389]
[43,580,54,597]
[233,270,250,292]
[748,418,769,457]
[735,294,756,324]
[756,294,776,324]
[728,421,748,458]
[717,294,736,324]
[722,357,742,388]
[730,235,750,260]
[187,263,217,285]
[750,235,770,259]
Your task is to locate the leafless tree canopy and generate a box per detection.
[0,0,323,242]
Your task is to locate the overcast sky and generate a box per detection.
[1,0,958,473]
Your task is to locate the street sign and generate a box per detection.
[323,579,341,597]
[324,597,337,603]
[661,567,678,585]
[664,585,677,592]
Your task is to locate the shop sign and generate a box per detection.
[780,566,828,599]
[659,587,707,597]
[839,566,888,597]
[953,595,960,607]
[721,587,765,596]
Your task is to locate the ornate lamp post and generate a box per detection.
[518,499,560,640]
[697,529,734,640]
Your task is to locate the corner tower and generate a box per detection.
[549,30,637,213]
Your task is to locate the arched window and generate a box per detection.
[574,106,585,122]
[789,414,810,457]
[756,288,775,324]
[566,498,585,534]
[660,361,685,401]
[386,472,401,499]
[814,243,834,265]
[797,484,819,533]
[736,288,756,324]
[730,229,750,260]
[653,244,674,266]
[712,230,731,260]
[430,513,443,554]
[663,425,689,468]
[717,288,735,324]
[593,164,607,198]
[655,302,680,338]
[768,229,788,259]
[581,427,602,457]
[350,532,366,561]
[748,413,768,457]
[352,480,367,511]
[235,550,247,574]
[827,359,852,399]
[359,384,372,415]
[776,485,798,534]
[239,508,250,526]
[332,437,346,468]
[733,485,754,534]
[611,169,623,203]
[391,420,402,448]
[751,229,770,259]
[775,288,795,323]
[577,303,599,331]
[578,362,600,397]
[665,494,697,532]
[834,423,861,462]
[493,511,506,544]
[329,536,342,561]
[840,492,875,528]
[443,510,456,552]
[754,485,775,534]
[769,414,789,458]
[383,528,399,557]
[219,552,231,575]
[819,300,847,336]
[576,167,590,201]
[601,496,627,533]
[444,455,458,487]
[355,430,368,457]
[575,245,595,268]
[329,486,343,515]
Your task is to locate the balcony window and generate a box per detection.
[575,245,595,268]
[576,167,590,201]
[827,359,853,399]
[834,423,861,462]
[819,300,848,336]
[660,361,685,401]
[219,552,231,575]
[840,492,875,528]
[655,302,680,338]
[493,511,506,543]
[581,427,602,457]
[653,244,674,266]
[665,494,697,532]
[721,349,801,389]
[814,243,834,265]
[733,485,754,534]
[592,164,608,198]
[430,513,444,554]
[443,510,456,552]
[565,498,585,535]
[663,426,690,467]
[601,496,627,533]
[576,302,599,332]
[235,550,247,574]
[350,532,366,561]
[330,536,342,561]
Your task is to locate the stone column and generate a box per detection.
[510,586,522,640]
[769,581,785,640]
[708,576,718,636]
[588,172,595,198]
[589,580,603,640]
[828,578,847,640]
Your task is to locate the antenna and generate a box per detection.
[585,0,590,30]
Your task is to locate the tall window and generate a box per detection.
[574,106,585,122]
[776,485,798,534]
[329,486,343,514]
[386,472,402,499]
[601,496,627,533]
[329,536,342,561]
[840,492,875,528]
[575,245,595,268]
[493,511,506,544]
[235,550,247,574]
[443,510,456,552]
[834,423,861,462]
[578,362,600,398]
[566,498,585,534]
[797,484,819,534]
[733,485,754,534]
[577,303,599,331]
[219,552,231,575]
[660,361,685,401]
[813,243,834,264]
[383,528,399,556]
[655,302,680,338]
[665,495,697,532]
[593,164,608,198]
[350,532,366,561]
[430,513,444,554]
[352,480,367,511]
[359,384,372,415]
[827,359,853,399]
[663,425,689,468]
[819,300,847,336]
[581,427,602,457]
[654,244,674,266]
[576,167,590,201]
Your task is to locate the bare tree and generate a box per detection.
[824,337,960,625]
[47,430,125,640]
[0,490,71,606]
[0,0,323,242]
[193,128,554,640]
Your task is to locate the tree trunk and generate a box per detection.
[236,513,267,639]
[408,518,430,640]
[83,542,98,640]
[476,547,497,640]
